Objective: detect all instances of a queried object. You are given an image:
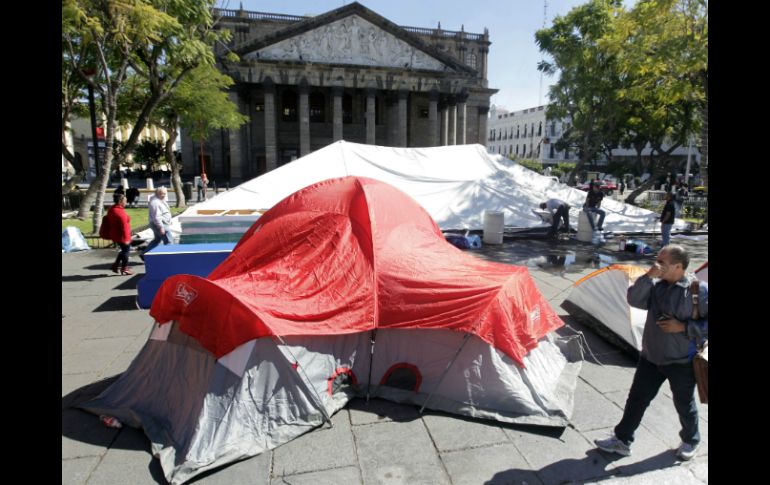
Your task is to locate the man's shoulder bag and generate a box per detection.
[690,280,708,404]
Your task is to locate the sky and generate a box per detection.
[224,0,591,112]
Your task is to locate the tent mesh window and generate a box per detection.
[379,363,422,392]
[327,368,358,396]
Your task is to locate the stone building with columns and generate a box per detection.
[181,2,497,184]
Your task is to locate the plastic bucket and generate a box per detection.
[483,211,504,244]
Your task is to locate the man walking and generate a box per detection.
[594,244,707,461]
[140,186,174,259]
[660,192,676,246]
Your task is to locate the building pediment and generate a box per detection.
[235,3,476,75]
[246,15,451,71]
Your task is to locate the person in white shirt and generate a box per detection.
[141,186,174,259]
[539,198,571,238]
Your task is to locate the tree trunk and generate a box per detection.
[164,123,186,208]
[700,73,708,189]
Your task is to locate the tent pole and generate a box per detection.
[274,336,334,428]
[419,333,472,414]
[365,329,378,403]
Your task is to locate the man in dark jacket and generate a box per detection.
[660,192,676,246]
[594,245,708,461]
[583,182,606,231]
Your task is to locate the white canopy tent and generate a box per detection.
[144,141,685,240]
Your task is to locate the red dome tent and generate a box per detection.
[82,177,582,484]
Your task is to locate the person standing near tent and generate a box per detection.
[619,179,625,196]
[141,186,174,260]
[104,194,134,275]
[583,181,606,232]
[539,198,570,238]
[197,173,208,202]
[594,244,707,461]
[660,192,676,247]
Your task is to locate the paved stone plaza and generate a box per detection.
[62,237,707,484]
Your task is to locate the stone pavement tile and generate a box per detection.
[84,427,165,485]
[422,412,508,452]
[441,443,543,485]
[354,420,451,485]
[125,327,153,353]
[70,335,136,358]
[272,410,356,477]
[688,457,708,483]
[569,464,705,485]
[579,361,635,395]
[99,351,137,380]
[62,372,100,404]
[569,379,625,432]
[89,314,152,340]
[192,451,271,485]
[62,456,101,485]
[604,391,688,449]
[502,425,612,485]
[270,466,361,485]
[348,397,419,426]
[61,408,119,460]
[583,427,676,475]
[63,338,135,375]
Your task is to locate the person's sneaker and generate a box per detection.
[677,442,699,461]
[120,267,134,275]
[594,435,631,456]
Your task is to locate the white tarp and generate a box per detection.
[175,141,686,233]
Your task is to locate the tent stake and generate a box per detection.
[365,329,378,403]
[419,333,471,414]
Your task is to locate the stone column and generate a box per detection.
[299,79,310,156]
[333,86,343,142]
[227,90,244,183]
[448,96,457,145]
[263,78,277,172]
[366,88,376,145]
[428,90,439,147]
[456,92,468,145]
[478,106,489,145]
[397,89,408,147]
[440,100,448,146]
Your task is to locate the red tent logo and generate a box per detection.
[174,283,198,306]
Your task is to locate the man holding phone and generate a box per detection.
[594,244,708,461]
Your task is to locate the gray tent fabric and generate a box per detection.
[79,322,582,484]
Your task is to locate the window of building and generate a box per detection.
[565,149,570,159]
[515,144,519,156]
[509,145,513,154]
[342,93,353,124]
[281,90,297,122]
[467,53,477,69]
[537,122,542,137]
[309,92,325,122]
[523,125,527,137]
[549,144,555,159]
[531,123,535,136]
[516,126,520,138]
[551,122,556,136]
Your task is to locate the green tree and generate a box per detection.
[536,0,627,186]
[605,0,707,203]
[132,139,165,172]
[62,0,227,233]
[166,64,248,207]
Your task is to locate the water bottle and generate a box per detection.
[100,415,123,429]
[618,237,626,251]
